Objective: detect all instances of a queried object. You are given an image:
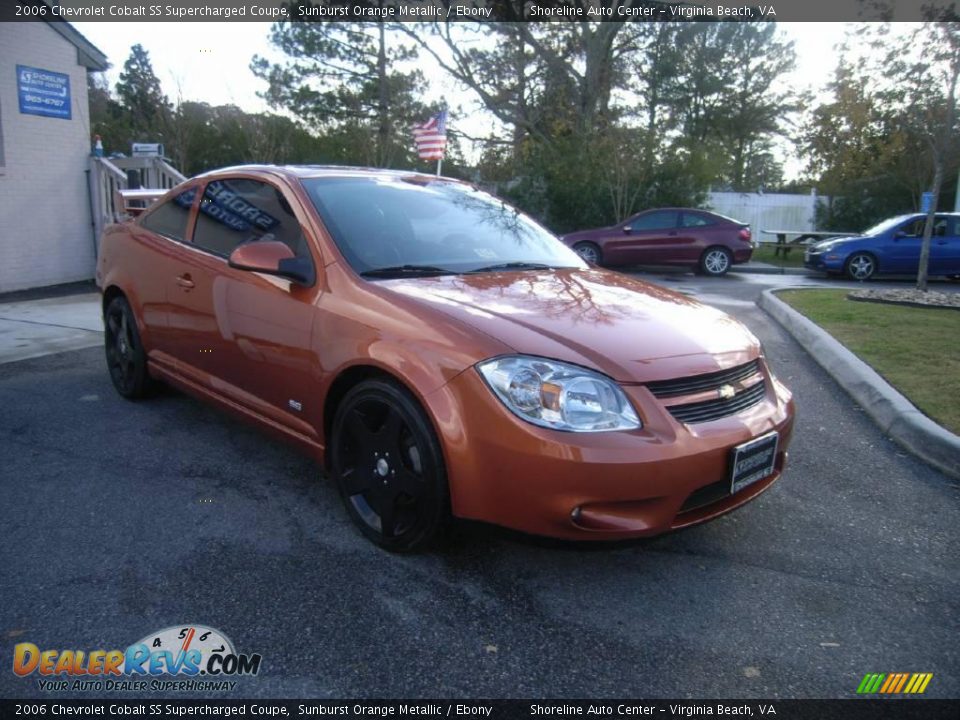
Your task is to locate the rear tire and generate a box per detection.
[330,379,448,552]
[104,296,156,400]
[573,242,603,266]
[699,247,733,277]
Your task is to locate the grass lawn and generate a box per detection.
[777,289,960,435]
[752,244,807,268]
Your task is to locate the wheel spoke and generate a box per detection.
[379,408,404,447]
[379,496,397,538]
[393,467,424,498]
[344,409,376,455]
[341,466,373,496]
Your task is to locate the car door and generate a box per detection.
[675,211,715,264]
[164,175,322,439]
[617,210,680,264]
[129,185,201,361]
[885,216,925,272]
[928,216,959,275]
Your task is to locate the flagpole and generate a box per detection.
[436,158,442,177]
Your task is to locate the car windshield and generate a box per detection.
[301,176,585,277]
[862,215,915,236]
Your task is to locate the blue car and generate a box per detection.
[804,213,960,280]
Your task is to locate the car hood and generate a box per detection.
[561,227,613,242]
[813,235,862,249]
[380,269,760,383]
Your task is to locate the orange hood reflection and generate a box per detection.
[381,269,760,383]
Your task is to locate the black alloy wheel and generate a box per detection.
[104,296,155,399]
[330,379,448,551]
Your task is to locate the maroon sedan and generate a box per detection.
[561,208,753,276]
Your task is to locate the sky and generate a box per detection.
[72,21,865,180]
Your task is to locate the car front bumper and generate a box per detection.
[429,364,795,540]
[803,249,845,272]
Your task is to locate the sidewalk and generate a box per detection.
[0,293,102,364]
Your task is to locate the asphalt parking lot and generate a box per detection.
[1,271,957,700]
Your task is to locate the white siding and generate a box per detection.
[707,191,822,241]
[0,22,95,292]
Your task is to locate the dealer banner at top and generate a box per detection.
[2,0,951,23]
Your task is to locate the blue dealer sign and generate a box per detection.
[17,65,71,120]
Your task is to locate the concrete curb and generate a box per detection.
[730,265,813,276]
[759,288,960,480]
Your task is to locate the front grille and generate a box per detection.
[646,359,761,398]
[665,380,766,424]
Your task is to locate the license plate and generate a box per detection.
[730,431,779,494]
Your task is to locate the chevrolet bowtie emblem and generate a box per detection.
[718,384,736,400]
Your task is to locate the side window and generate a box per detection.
[681,213,713,228]
[899,217,952,238]
[898,219,925,238]
[140,188,195,241]
[192,178,308,258]
[628,211,678,231]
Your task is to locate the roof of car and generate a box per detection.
[195,164,458,184]
[632,207,745,224]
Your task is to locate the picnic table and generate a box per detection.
[760,229,860,258]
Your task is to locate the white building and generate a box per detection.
[0,19,107,292]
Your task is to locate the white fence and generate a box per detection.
[707,191,822,239]
[88,156,186,251]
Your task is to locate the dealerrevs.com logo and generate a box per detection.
[13,625,262,692]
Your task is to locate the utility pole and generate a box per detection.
[955,166,960,211]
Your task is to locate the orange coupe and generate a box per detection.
[97,166,795,550]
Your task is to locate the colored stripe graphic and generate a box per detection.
[857,673,933,694]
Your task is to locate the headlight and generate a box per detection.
[476,356,641,432]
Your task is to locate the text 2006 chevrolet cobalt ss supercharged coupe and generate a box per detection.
[97,166,794,550]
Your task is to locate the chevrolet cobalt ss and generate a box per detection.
[97,166,795,551]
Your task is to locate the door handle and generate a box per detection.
[176,274,195,289]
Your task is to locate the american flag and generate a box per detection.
[412,110,448,161]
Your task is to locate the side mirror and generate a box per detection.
[228,241,315,286]
[622,225,632,234]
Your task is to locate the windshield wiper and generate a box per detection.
[466,262,556,274]
[360,264,456,279]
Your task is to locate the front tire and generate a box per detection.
[573,242,602,266]
[699,247,733,276]
[330,379,448,552]
[104,296,155,399]
[845,252,877,281]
